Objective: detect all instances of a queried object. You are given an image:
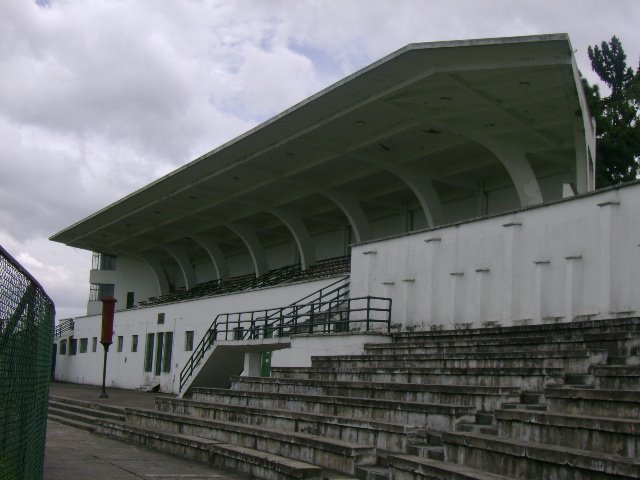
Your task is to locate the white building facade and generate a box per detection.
[51,34,632,395]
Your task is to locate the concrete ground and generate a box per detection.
[45,382,244,480]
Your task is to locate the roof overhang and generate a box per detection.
[50,34,594,258]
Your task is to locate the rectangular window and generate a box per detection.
[59,339,67,355]
[155,333,164,375]
[117,335,123,352]
[184,331,194,351]
[162,332,173,373]
[79,338,88,353]
[144,333,155,372]
[92,337,97,352]
[157,313,165,324]
[69,337,77,356]
[126,291,135,309]
[131,335,138,352]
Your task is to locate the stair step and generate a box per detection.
[443,431,640,479]
[95,421,327,480]
[354,465,390,480]
[455,423,498,435]
[545,387,640,418]
[47,414,97,432]
[389,455,512,480]
[500,403,547,411]
[121,408,377,475]
[495,408,640,458]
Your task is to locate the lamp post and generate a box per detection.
[99,296,117,398]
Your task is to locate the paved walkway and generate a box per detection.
[45,382,244,480]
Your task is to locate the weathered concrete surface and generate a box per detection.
[44,421,245,480]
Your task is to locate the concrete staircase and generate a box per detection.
[49,317,640,479]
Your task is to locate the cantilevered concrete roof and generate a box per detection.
[51,34,595,265]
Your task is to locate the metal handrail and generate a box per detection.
[179,276,380,392]
[54,318,74,338]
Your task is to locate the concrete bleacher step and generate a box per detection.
[388,456,513,480]
[155,396,427,453]
[229,376,520,411]
[95,420,334,480]
[189,386,476,431]
[495,408,640,458]
[310,350,605,373]
[392,317,640,342]
[364,331,640,355]
[441,431,640,479]
[272,366,564,390]
[47,396,126,431]
[545,386,640,418]
[592,365,640,389]
[120,407,376,476]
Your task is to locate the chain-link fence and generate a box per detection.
[0,245,55,480]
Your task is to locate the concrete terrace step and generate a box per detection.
[121,407,377,475]
[310,350,605,373]
[189,387,476,431]
[49,395,127,416]
[47,406,121,431]
[48,399,125,423]
[592,365,640,389]
[442,431,640,479]
[495,408,640,458]
[229,376,520,411]
[364,334,635,353]
[392,317,640,341]
[95,421,328,480]
[271,366,564,390]
[545,387,640,418]
[47,413,98,432]
[155,396,426,453]
[389,456,512,480]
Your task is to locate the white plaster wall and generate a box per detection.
[271,332,392,368]
[55,277,340,393]
[350,182,640,330]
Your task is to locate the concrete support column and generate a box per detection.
[597,200,620,315]
[488,143,543,207]
[225,224,268,277]
[533,260,550,322]
[268,209,316,269]
[449,272,464,326]
[322,191,371,242]
[162,244,197,290]
[137,253,170,296]
[501,221,522,325]
[190,234,230,280]
[424,236,442,327]
[564,255,582,321]
[242,352,262,377]
[474,268,490,325]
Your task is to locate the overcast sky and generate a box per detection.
[2,0,639,320]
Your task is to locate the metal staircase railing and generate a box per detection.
[54,318,74,338]
[179,276,392,392]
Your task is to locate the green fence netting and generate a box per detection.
[0,245,55,480]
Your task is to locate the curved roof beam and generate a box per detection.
[135,252,170,296]
[266,208,317,269]
[355,155,445,227]
[483,141,543,206]
[190,234,230,281]
[224,223,268,277]
[320,190,371,243]
[161,244,197,290]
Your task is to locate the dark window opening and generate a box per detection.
[131,335,138,352]
[144,333,155,372]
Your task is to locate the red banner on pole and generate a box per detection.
[100,296,117,345]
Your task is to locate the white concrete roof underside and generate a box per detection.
[51,34,594,263]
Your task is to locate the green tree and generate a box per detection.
[586,36,640,187]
